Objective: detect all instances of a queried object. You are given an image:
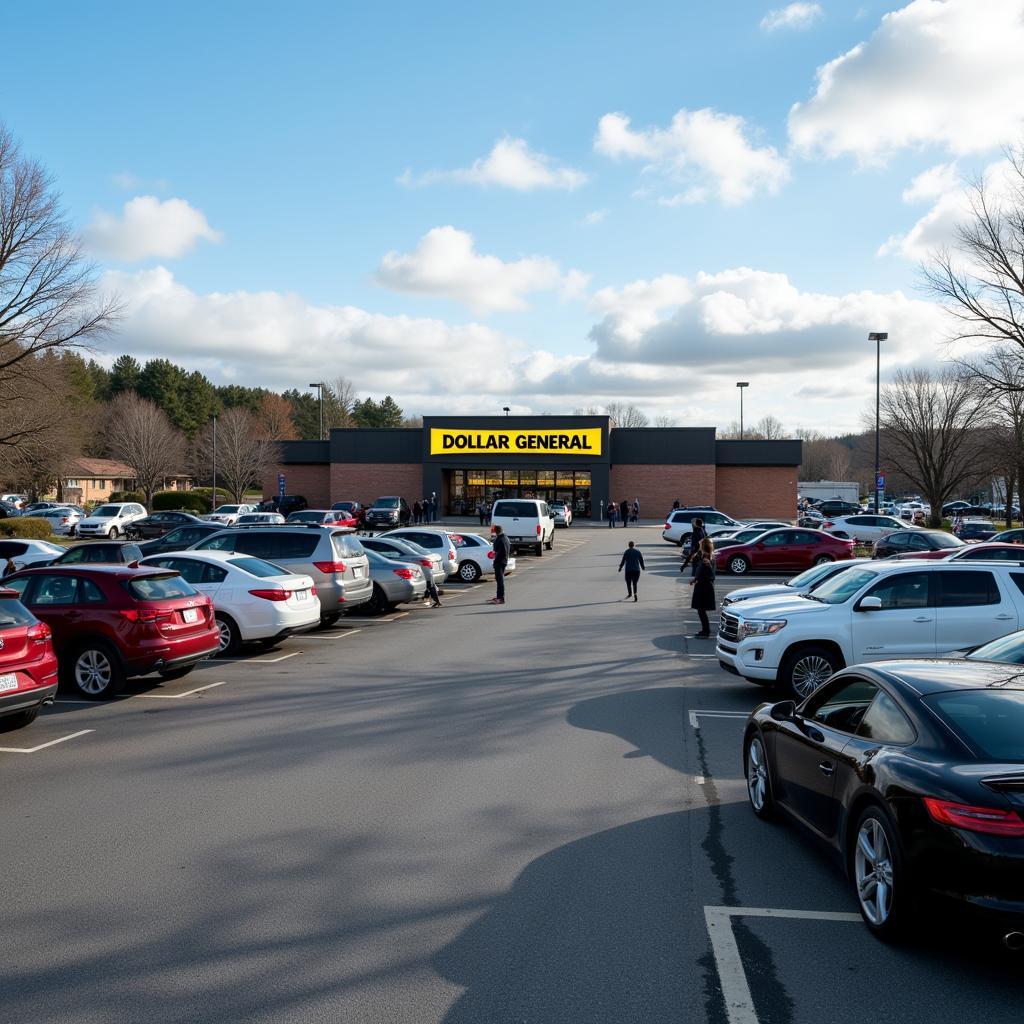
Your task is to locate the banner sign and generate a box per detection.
[430,427,602,456]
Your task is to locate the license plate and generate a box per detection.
[353,567,363,577]
[183,608,199,623]
[295,589,308,601]
[0,673,18,692]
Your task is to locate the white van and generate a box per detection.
[490,499,555,557]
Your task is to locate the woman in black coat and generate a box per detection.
[688,537,716,638]
[681,517,707,575]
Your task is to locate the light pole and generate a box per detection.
[868,333,887,514]
[502,406,510,417]
[210,413,218,513]
[309,382,325,440]
[736,382,749,440]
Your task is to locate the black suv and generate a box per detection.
[365,496,412,529]
[817,499,863,517]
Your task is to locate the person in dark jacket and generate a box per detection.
[607,501,618,528]
[413,500,422,525]
[477,501,487,526]
[617,540,646,601]
[681,518,707,575]
[619,498,629,527]
[689,537,716,637]
[489,525,511,605]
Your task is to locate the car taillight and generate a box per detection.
[27,622,50,645]
[448,548,456,560]
[419,559,432,568]
[313,560,347,573]
[393,568,416,579]
[310,586,317,597]
[487,550,495,559]
[664,523,670,530]
[822,520,834,528]
[923,797,1024,836]
[249,589,291,601]
[536,525,541,536]
[119,608,170,623]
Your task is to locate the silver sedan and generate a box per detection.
[362,548,427,614]
[358,535,446,586]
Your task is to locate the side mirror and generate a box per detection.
[859,596,883,611]
[770,700,796,721]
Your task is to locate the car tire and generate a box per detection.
[366,584,389,616]
[545,532,554,550]
[108,526,119,539]
[851,804,911,942]
[728,555,750,575]
[780,644,841,701]
[459,561,481,583]
[681,532,692,549]
[534,542,543,557]
[319,612,341,629]
[813,554,835,565]
[745,730,776,820]
[0,706,40,731]
[159,666,195,681]
[66,640,125,699]
[215,613,241,657]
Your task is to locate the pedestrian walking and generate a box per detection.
[619,498,629,527]
[413,500,422,525]
[430,492,438,523]
[689,537,716,637]
[423,568,443,608]
[477,500,487,526]
[489,525,510,605]
[608,501,618,528]
[618,540,646,602]
[681,517,707,575]
[632,497,640,524]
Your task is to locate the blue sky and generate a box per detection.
[4,0,1020,431]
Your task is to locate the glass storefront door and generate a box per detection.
[447,469,593,516]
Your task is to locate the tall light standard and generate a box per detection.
[868,333,888,514]
[309,382,325,440]
[502,406,510,417]
[210,413,218,513]
[736,382,749,440]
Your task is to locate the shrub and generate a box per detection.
[153,490,213,514]
[0,517,53,539]
[109,490,146,504]
[189,486,233,507]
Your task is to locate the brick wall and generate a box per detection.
[609,465,716,519]
[715,466,797,521]
[329,463,423,507]
[261,464,331,507]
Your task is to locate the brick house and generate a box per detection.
[60,458,192,505]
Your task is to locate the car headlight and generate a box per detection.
[740,619,787,638]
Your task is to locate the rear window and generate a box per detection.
[332,534,365,558]
[375,497,400,508]
[0,596,35,627]
[227,557,287,578]
[930,533,963,550]
[277,533,319,559]
[287,511,323,522]
[127,574,198,601]
[92,505,121,517]
[924,691,1024,761]
[493,501,539,517]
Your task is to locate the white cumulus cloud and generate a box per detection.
[86,196,222,262]
[594,108,789,205]
[399,137,587,191]
[375,226,588,314]
[761,3,823,31]
[789,0,1024,164]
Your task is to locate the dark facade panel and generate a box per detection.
[329,429,422,464]
[279,440,329,464]
[715,439,802,466]
[611,428,717,465]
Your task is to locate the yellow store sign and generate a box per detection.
[430,427,602,456]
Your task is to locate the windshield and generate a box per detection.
[227,557,288,578]
[808,567,877,604]
[786,561,844,589]
[288,511,322,522]
[92,505,121,517]
[967,633,1024,666]
[733,529,766,543]
[375,498,400,509]
[332,502,355,512]
[924,690,1024,761]
[215,505,242,514]
[931,533,965,549]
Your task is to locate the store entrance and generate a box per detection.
[446,469,592,517]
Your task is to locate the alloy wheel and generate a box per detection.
[75,649,113,695]
[747,736,768,811]
[217,618,233,653]
[791,655,834,699]
[729,557,749,575]
[855,817,895,926]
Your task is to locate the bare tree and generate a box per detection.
[104,393,185,505]
[827,447,852,482]
[653,414,677,427]
[257,392,298,440]
[605,402,650,427]
[973,347,1024,521]
[754,414,786,439]
[880,368,991,526]
[0,125,118,449]
[193,407,279,502]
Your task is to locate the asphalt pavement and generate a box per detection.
[2,527,1022,1024]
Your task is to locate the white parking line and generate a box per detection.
[704,905,860,1024]
[684,654,718,659]
[0,729,94,754]
[220,651,302,665]
[688,710,749,730]
[304,629,362,640]
[145,681,230,699]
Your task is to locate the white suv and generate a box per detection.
[204,503,256,526]
[76,502,149,539]
[662,509,742,546]
[489,499,555,557]
[716,560,1024,700]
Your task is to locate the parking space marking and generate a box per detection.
[0,729,94,754]
[688,710,749,730]
[704,905,860,1024]
[144,681,230,699]
[304,629,362,641]
[684,654,718,659]
[220,651,302,665]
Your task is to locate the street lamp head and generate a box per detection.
[736,381,749,388]
[308,382,322,389]
[502,406,510,415]
[868,333,888,342]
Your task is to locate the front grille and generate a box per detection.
[719,612,739,643]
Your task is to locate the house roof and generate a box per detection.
[69,458,135,478]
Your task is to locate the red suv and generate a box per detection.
[714,527,855,575]
[3,566,220,698]
[0,588,58,730]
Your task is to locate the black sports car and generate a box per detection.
[743,660,1024,944]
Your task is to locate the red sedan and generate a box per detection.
[3,566,220,698]
[714,527,855,575]
[0,588,58,730]
[944,542,1024,563]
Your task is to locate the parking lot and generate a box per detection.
[3,527,1022,1024]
